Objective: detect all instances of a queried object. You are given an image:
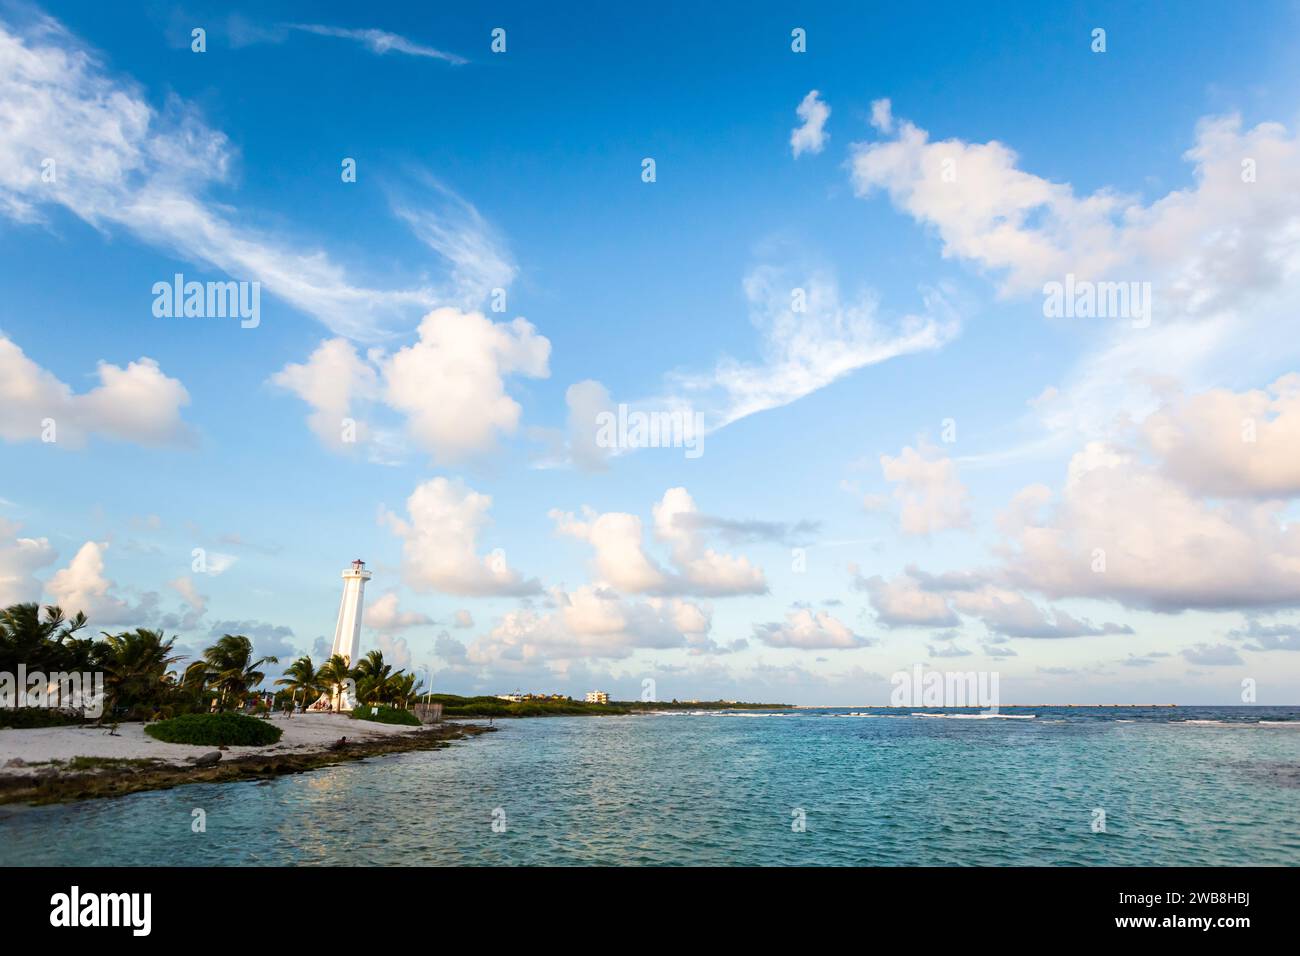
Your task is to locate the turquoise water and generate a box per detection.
[2,707,1298,866]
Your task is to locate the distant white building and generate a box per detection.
[585,690,610,704]
[496,693,524,703]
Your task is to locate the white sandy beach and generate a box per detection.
[0,713,428,777]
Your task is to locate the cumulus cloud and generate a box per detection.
[0,518,56,606]
[880,442,970,534]
[1142,374,1300,498]
[385,309,550,460]
[269,338,380,451]
[273,308,550,461]
[851,102,1300,307]
[854,103,1300,462]
[854,570,960,628]
[855,565,1132,638]
[999,441,1300,611]
[790,90,830,158]
[753,609,867,649]
[383,477,540,596]
[45,541,134,624]
[465,585,715,667]
[0,335,190,447]
[453,609,474,629]
[944,585,1132,639]
[365,591,434,632]
[551,488,767,597]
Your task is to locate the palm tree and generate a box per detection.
[315,654,356,712]
[275,655,319,709]
[0,603,90,674]
[101,628,182,719]
[354,649,393,704]
[198,634,278,709]
[389,671,423,709]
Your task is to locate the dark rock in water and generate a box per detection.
[192,751,222,768]
[4,758,26,768]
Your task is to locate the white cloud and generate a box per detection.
[552,508,669,593]
[856,565,1132,638]
[660,265,957,432]
[466,585,714,667]
[453,609,474,629]
[365,591,434,632]
[869,98,894,134]
[389,176,517,308]
[45,541,133,624]
[999,440,1300,612]
[0,335,190,447]
[880,442,970,534]
[196,551,238,577]
[384,308,550,461]
[1142,374,1300,498]
[753,609,866,649]
[0,518,56,606]
[287,24,466,64]
[652,488,767,595]
[853,103,1300,461]
[273,308,551,461]
[551,488,767,597]
[383,477,540,596]
[0,14,504,340]
[790,90,830,158]
[855,570,960,628]
[945,585,1132,639]
[269,338,380,451]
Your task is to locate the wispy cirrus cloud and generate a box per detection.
[0,12,496,342]
[286,23,467,64]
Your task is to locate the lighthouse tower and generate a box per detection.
[309,559,372,712]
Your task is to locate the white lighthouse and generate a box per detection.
[309,559,371,712]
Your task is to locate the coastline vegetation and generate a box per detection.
[0,603,425,727]
[144,712,283,746]
[2,602,790,731]
[350,704,421,726]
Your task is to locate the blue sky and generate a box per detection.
[3,0,1300,704]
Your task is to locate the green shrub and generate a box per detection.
[144,712,282,746]
[0,709,88,729]
[350,705,421,726]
